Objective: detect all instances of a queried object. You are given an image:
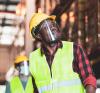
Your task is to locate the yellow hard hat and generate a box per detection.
[15,55,28,64]
[29,12,56,33]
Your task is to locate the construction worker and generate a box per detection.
[5,55,33,93]
[29,13,96,93]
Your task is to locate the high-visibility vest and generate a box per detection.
[29,41,85,93]
[10,76,33,93]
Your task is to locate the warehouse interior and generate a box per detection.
[0,0,100,92]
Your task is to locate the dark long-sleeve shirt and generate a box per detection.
[41,41,96,88]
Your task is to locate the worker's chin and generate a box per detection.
[47,41,58,47]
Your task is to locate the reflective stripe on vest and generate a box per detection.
[38,79,82,92]
[10,76,33,93]
[29,41,85,93]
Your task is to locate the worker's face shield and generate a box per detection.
[15,61,29,76]
[31,19,61,45]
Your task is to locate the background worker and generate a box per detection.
[29,13,96,93]
[5,55,33,93]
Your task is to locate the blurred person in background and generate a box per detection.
[5,55,33,93]
[29,12,96,93]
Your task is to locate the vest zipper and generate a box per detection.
[49,58,52,78]
[49,59,53,92]
[46,55,53,91]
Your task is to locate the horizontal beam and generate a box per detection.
[0,1,19,5]
[0,23,16,26]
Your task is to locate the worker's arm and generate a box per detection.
[86,85,96,93]
[83,75,96,93]
[73,43,97,93]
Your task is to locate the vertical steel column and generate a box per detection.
[98,0,100,44]
[77,0,86,47]
[25,0,35,56]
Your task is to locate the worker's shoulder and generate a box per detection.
[62,41,73,46]
[30,48,41,57]
[62,41,73,44]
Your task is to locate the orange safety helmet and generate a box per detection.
[14,55,28,64]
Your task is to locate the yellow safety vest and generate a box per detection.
[29,41,85,93]
[10,76,33,93]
